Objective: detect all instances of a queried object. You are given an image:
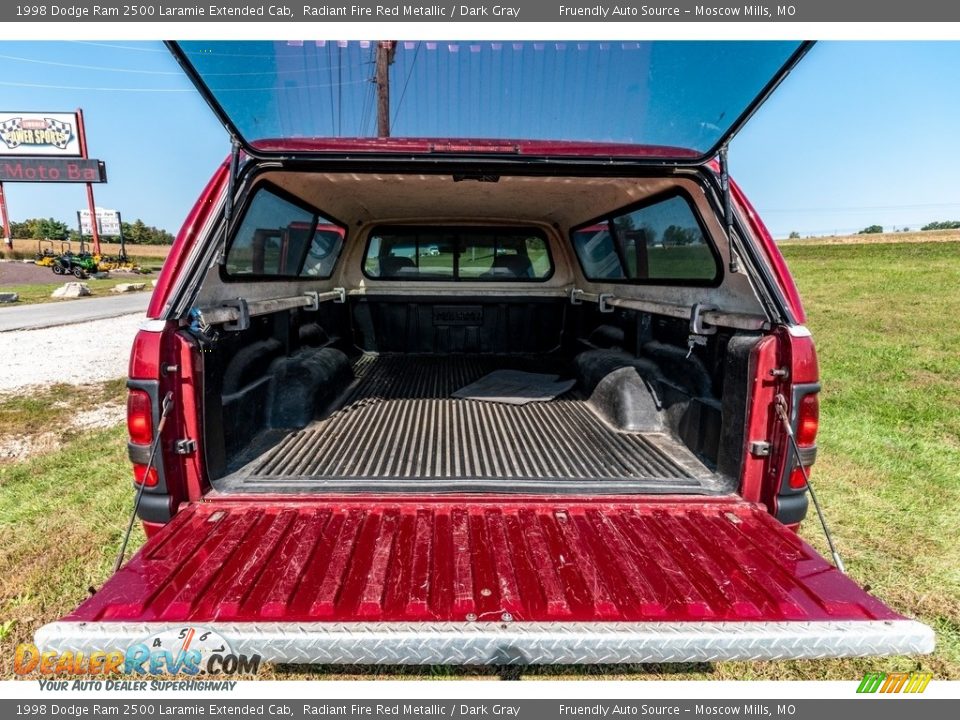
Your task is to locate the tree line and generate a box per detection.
[8,217,174,245]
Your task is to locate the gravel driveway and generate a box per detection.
[0,261,55,285]
[1,313,143,394]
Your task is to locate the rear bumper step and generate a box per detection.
[36,619,934,665]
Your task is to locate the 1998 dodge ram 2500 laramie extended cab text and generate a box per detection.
[37,40,934,665]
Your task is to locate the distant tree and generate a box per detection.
[10,217,69,240]
[663,224,699,246]
[788,231,801,239]
[9,220,32,239]
[26,217,69,240]
[921,220,960,231]
[120,219,174,245]
[858,224,884,235]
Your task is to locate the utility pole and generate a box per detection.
[375,41,396,138]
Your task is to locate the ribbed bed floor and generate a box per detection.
[220,354,721,494]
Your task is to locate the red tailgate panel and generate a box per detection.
[71,499,900,624]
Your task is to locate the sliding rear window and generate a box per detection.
[363,227,552,281]
[225,185,345,279]
[571,192,720,285]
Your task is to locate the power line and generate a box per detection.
[0,80,192,92]
[392,42,421,128]
[0,53,181,75]
[0,78,370,93]
[68,41,166,53]
[0,52,374,79]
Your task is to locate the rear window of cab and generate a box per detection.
[363,227,553,281]
[571,192,720,285]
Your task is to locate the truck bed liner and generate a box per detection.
[220,354,721,494]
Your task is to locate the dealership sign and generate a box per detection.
[0,158,106,183]
[0,112,82,156]
[79,207,121,236]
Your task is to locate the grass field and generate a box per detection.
[0,276,154,305]
[1,239,958,681]
[1,238,172,261]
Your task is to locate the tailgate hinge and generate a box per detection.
[174,439,198,455]
[749,441,771,458]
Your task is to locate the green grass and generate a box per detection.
[0,276,153,306]
[0,379,127,438]
[1,241,958,680]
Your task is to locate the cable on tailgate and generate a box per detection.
[774,394,846,574]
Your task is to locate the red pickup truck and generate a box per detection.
[37,40,933,665]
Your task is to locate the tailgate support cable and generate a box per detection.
[113,391,174,574]
[774,394,846,574]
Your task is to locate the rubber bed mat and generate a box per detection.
[222,354,719,493]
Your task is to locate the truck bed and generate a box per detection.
[218,354,724,495]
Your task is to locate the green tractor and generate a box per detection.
[51,250,99,279]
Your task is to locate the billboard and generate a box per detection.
[0,158,106,183]
[79,207,121,236]
[0,112,82,156]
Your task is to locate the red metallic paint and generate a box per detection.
[72,500,899,624]
[128,326,167,380]
[142,521,166,540]
[173,331,207,501]
[738,335,781,504]
[782,330,820,385]
[249,137,701,160]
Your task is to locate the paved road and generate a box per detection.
[0,292,151,332]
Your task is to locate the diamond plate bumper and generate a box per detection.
[36,619,935,665]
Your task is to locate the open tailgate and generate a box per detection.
[37,499,933,664]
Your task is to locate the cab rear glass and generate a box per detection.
[363,227,552,281]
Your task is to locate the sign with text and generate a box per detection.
[0,112,81,156]
[0,158,106,183]
[79,207,121,236]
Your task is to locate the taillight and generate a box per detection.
[788,464,809,490]
[133,464,159,487]
[789,392,819,489]
[127,389,153,445]
[796,393,819,447]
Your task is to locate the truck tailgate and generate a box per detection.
[37,498,933,664]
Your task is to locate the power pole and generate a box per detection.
[375,41,396,138]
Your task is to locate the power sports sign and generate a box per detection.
[0,111,82,156]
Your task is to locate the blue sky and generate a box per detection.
[1,41,958,238]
